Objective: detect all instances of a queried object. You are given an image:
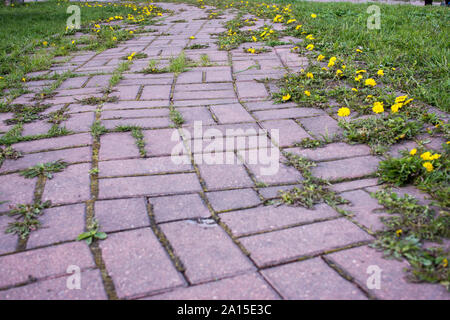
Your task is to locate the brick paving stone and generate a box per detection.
[0,215,17,255]
[261,119,311,147]
[331,178,380,193]
[210,103,254,124]
[0,147,91,173]
[140,85,172,100]
[0,174,36,212]
[257,183,302,200]
[27,203,86,249]
[160,220,254,284]
[285,143,372,162]
[146,272,279,300]
[99,228,185,298]
[173,90,236,101]
[178,106,215,125]
[42,163,91,205]
[151,193,211,223]
[236,81,268,100]
[13,133,92,153]
[101,108,169,119]
[197,154,254,190]
[253,108,325,120]
[325,246,450,300]
[95,198,149,233]
[261,258,367,300]
[0,269,107,300]
[103,100,170,110]
[176,83,234,92]
[206,188,260,212]
[59,76,89,89]
[115,85,140,100]
[99,132,140,160]
[245,101,297,111]
[311,156,380,181]
[0,242,95,288]
[62,112,95,132]
[205,69,233,82]
[99,173,202,199]
[221,203,339,237]
[22,122,53,136]
[297,114,342,138]
[143,128,187,157]
[102,117,171,130]
[99,156,192,177]
[176,71,203,84]
[240,218,373,267]
[174,98,239,107]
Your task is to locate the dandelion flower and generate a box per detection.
[395,95,407,104]
[21,77,26,82]
[391,103,402,113]
[336,69,343,76]
[43,41,48,46]
[337,107,350,117]
[356,48,363,53]
[282,93,291,101]
[377,69,384,77]
[304,90,311,96]
[317,54,325,61]
[306,72,313,79]
[423,162,433,172]
[306,34,315,40]
[295,24,302,30]
[372,101,384,114]
[352,88,358,92]
[190,36,196,39]
[430,153,441,160]
[365,78,377,87]
[420,152,432,161]
[306,44,314,51]
[396,229,403,237]
[356,70,366,74]
[355,75,363,82]
[410,148,417,156]
[328,57,336,68]
[311,13,317,18]
[252,36,257,42]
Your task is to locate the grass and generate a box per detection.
[20,159,68,179]
[6,201,51,239]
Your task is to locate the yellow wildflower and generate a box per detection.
[352,88,358,92]
[420,152,432,160]
[311,13,317,18]
[356,48,363,53]
[306,72,313,79]
[396,229,403,237]
[306,44,314,51]
[395,95,408,104]
[356,70,366,74]
[443,258,448,268]
[365,78,377,87]
[282,93,291,101]
[336,69,343,76]
[43,41,48,46]
[410,148,417,156]
[423,162,434,172]
[295,24,302,30]
[391,103,402,113]
[431,153,441,160]
[328,57,336,68]
[21,77,26,82]
[337,107,350,117]
[306,34,315,40]
[304,90,311,96]
[372,101,384,114]
[252,36,257,42]
[317,54,325,61]
[355,74,363,82]
[190,36,196,39]
[377,69,384,77]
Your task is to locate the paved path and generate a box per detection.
[0,2,448,300]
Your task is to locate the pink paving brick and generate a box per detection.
[262,257,367,300]
[285,143,372,162]
[27,203,86,249]
[95,198,150,233]
[0,215,18,255]
[210,103,255,124]
[150,193,211,223]
[147,272,279,300]
[221,203,339,237]
[13,133,92,153]
[0,269,107,300]
[261,119,311,147]
[140,85,172,100]
[99,156,192,177]
[0,174,36,212]
[253,108,325,120]
[99,228,185,298]
[103,100,170,110]
[236,81,268,100]
[297,114,342,138]
[0,242,95,288]
[160,220,254,284]
[338,190,390,232]
[206,188,261,212]
[98,173,202,199]
[0,147,91,173]
[99,132,140,161]
[325,246,450,300]
[240,218,373,267]
[42,163,91,205]
[311,156,380,181]
[143,128,186,157]
[331,178,380,193]
[173,90,236,101]
[114,85,140,100]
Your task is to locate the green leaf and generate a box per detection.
[94,232,107,240]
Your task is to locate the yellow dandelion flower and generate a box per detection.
[356,48,363,53]
[377,69,384,77]
[372,101,384,114]
[306,72,313,79]
[443,258,448,268]
[423,162,434,172]
[304,90,311,96]
[410,148,417,156]
[420,152,432,161]
[311,13,317,18]
[21,77,26,82]
[282,93,291,101]
[430,153,441,160]
[337,107,350,117]
[317,54,325,61]
[365,78,377,87]
[391,103,402,113]
[306,34,315,40]
[396,229,403,237]
[306,44,314,51]
[295,24,302,30]
[336,69,343,76]
[43,41,48,46]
